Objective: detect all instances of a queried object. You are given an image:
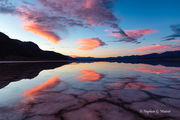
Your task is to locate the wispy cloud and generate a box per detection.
[131,44,171,52]
[24,23,61,44]
[107,29,157,43]
[111,29,157,38]
[76,38,105,50]
[164,24,180,41]
[0,0,16,14]
[35,0,118,26]
[130,44,180,54]
[17,7,66,44]
[0,0,122,44]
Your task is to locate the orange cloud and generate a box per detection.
[76,38,105,50]
[18,8,61,44]
[23,76,60,97]
[110,29,157,38]
[76,69,104,82]
[24,24,60,44]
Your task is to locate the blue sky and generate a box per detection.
[0,0,180,57]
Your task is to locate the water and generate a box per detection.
[0,62,180,120]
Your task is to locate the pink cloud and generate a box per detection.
[110,29,157,38]
[18,8,61,44]
[130,44,180,54]
[35,0,118,26]
[2,0,160,45]
[76,38,105,50]
[11,0,121,44]
[130,44,172,53]
[153,46,180,53]
[24,24,60,44]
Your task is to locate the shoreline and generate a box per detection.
[0,60,71,64]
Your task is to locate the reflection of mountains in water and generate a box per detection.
[116,61,180,67]
[75,50,180,67]
[74,61,180,67]
[0,62,68,89]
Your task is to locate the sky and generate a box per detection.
[0,0,180,58]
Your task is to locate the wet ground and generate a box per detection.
[0,62,180,120]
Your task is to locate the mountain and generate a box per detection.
[76,50,180,61]
[75,51,180,67]
[0,32,70,60]
[111,50,180,60]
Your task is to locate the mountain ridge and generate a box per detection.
[75,50,180,61]
[0,32,70,61]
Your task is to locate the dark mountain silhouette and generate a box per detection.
[75,51,180,67]
[0,32,70,60]
[0,62,68,89]
[108,50,180,61]
[76,50,180,61]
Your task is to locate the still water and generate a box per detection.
[0,62,180,120]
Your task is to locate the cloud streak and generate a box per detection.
[76,38,105,50]
[24,23,61,44]
[0,0,123,44]
[0,0,125,44]
[0,0,16,14]
[130,44,180,54]
[108,29,157,43]
[0,0,160,46]
[35,0,118,26]
[131,44,171,52]
[164,24,180,41]
[111,29,157,38]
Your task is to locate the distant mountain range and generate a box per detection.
[0,32,70,61]
[75,51,180,61]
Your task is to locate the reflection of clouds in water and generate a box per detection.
[0,62,180,120]
[23,76,61,99]
[125,82,157,89]
[76,69,104,82]
[171,72,180,78]
[109,76,157,90]
[131,64,180,74]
